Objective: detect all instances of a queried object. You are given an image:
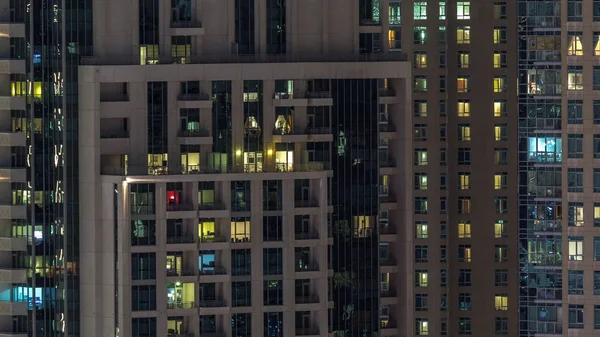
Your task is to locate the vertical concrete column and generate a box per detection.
[154,182,167,337]
[321,0,329,53]
[168,81,180,172]
[129,81,148,169]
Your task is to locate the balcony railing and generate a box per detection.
[295,232,319,240]
[296,263,319,272]
[168,332,194,337]
[380,257,396,266]
[380,289,396,297]
[199,266,227,275]
[198,299,226,308]
[178,129,210,137]
[379,225,396,235]
[379,160,396,168]
[167,301,195,309]
[199,333,225,337]
[102,162,332,176]
[80,53,408,66]
[177,93,210,101]
[380,88,396,97]
[200,235,227,243]
[273,90,305,99]
[305,91,331,99]
[273,126,332,136]
[295,295,319,304]
[167,204,195,212]
[379,124,396,132]
[166,268,195,277]
[296,327,320,336]
[167,235,195,244]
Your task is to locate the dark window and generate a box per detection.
[263,280,283,306]
[131,220,156,246]
[132,285,156,311]
[232,249,251,276]
[266,0,286,54]
[263,180,282,210]
[132,317,157,337]
[234,0,256,54]
[263,248,283,275]
[232,281,252,307]
[264,312,284,337]
[132,253,156,280]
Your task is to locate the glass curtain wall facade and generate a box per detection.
[518,1,563,336]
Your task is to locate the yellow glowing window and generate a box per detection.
[568,35,583,56]
[457,101,470,117]
[11,81,26,97]
[415,102,428,117]
[493,29,503,43]
[416,151,428,165]
[493,53,503,68]
[494,220,506,238]
[493,77,506,92]
[457,77,470,93]
[198,221,215,239]
[572,206,584,227]
[494,295,508,310]
[459,198,471,214]
[416,222,428,238]
[417,175,428,190]
[458,174,470,189]
[354,215,374,237]
[494,125,505,141]
[458,222,471,238]
[595,205,600,222]
[568,71,584,90]
[416,271,428,287]
[457,27,470,44]
[458,125,471,141]
[458,52,469,68]
[388,30,401,50]
[494,101,505,117]
[494,174,507,189]
[140,45,159,65]
[461,247,472,262]
[595,35,600,56]
[414,53,427,68]
[148,153,168,171]
[231,219,251,242]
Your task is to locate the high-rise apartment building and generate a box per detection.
[76,1,411,337]
[517,0,600,335]
[372,0,519,336]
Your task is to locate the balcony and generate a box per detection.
[170,14,205,36]
[100,131,129,155]
[273,91,333,107]
[295,232,319,241]
[198,202,229,218]
[197,333,225,337]
[0,237,26,251]
[0,205,26,219]
[167,302,196,310]
[379,225,397,242]
[177,93,212,109]
[0,301,26,316]
[379,160,397,175]
[167,332,194,337]
[532,220,562,234]
[274,162,330,173]
[100,95,131,118]
[379,123,397,139]
[166,235,196,245]
[177,129,212,145]
[199,267,228,283]
[0,167,26,182]
[295,200,319,208]
[0,59,25,74]
[380,257,398,273]
[166,268,195,278]
[272,127,333,143]
[380,321,398,336]
[379,88,397,104]
[380,195,398,210]
[0,132,25,147]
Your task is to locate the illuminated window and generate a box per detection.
[568,33,583,56]
[140,45,159,65]
[439,1,446,19]
[568,66,584,90]
[416,318,429,335]
[457,77,470,93]
[414,76,428,92]
[389,2,401,24]
[415,173,428,190]
[457,100,470,117]
[493,52,506,68]
[569,236,584,261]
[414,26,427,44]
[494,100,506,117]
[415,221,428,238]
[414,52,427,68]
[595,203,600,227]
[198,221,216,242]
[594,33,600,56]
[493,77,507,93]
[494,123,507,141]
[231,218,251,242]
[495,245,508,262]
[569,202,584,227]
[148,154,168,174]
[457,26,471,44]
[494,2,506,19]
[415,270,428,287]
[457,1,470,19]
[494,173,507,189]
[458,173,470,189]
[458,124,471,141]
[458,222,471,238]
[414,100,428,117]
[171,36,191,64]
[494,220,507,238]
[458,245,472,262]
[494,294,508,311]
[493,27,506,43]
[415,149,428,166]
[388,29,401,50]
[458,52,469,68]
[439,26,446,43]
[414,2,427,20]
[458,197,471,214]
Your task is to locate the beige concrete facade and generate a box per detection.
[78,1,412,337]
